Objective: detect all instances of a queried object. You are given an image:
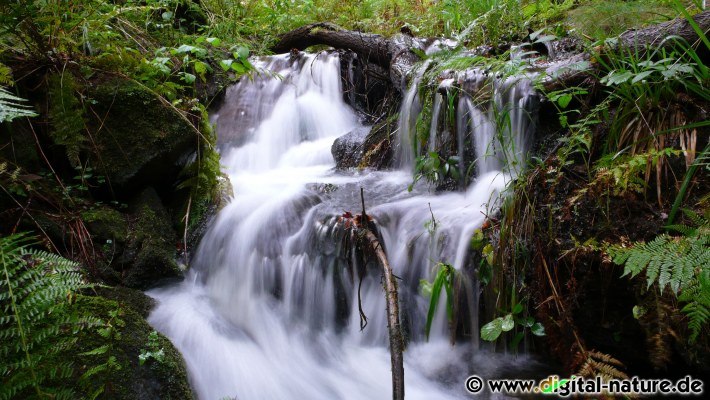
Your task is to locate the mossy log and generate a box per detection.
[274,12,709,94]
[272,22,419,91]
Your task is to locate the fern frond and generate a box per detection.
[611,219,708,294]
[1,233,95,398]
[0,86,37,123]
[679,270,710,342]
[47,73,86,167]
[609,212,709,343]
[576,350,629,381]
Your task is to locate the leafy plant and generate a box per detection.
[409,152,460,191]
[0,86,37,123]
[480,299,545,344]
[77,307,125,400]
[420,262,455,341]
[47,73,87,168]
[609,209,710,341]
[0,233,95,399]
[575,350,629,381]
[138,330,166,366]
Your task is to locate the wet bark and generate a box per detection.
[343,188,404,400]
[273,22,392,67]
[360,228,405,400]
[273,12,709,93]
[272,22,419,90]
[616,10,710,54]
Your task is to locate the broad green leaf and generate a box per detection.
[231,62,247,74]
[512,303,523,315]
[470,229,485,251]
[603,71,633,86]
[235,46,250,60]
[194,61,208,75]
[501,314,514,331]
[206,37,221,47]
[631,70,654,83]
[173,44,196,54]
[219,59,234,71]
[482,243,494,266]
[557,94,572,109]
[516,316,534,327]
[180,73,196,84]
[632,305,646,319]
[481,318,503,341]
[531,322,545,336]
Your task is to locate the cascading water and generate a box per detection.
[148,52,543,400]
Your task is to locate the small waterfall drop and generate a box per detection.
[148,52,542,400]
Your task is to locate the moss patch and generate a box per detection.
[66,294,192,400]
[86,77,196,190]
[117,188,181,289]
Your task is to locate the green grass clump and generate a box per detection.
[566,0,680,40]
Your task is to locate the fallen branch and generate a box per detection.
[272,22,419,90]
[338,188,405,400]
[272,12,709,93]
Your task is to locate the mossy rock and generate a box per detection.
[86,77,196,191]
[358,114,396,170]
[82,205,128,247]
[117,188,181,289]
[67,294,193,400]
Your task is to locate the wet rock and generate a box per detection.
[359,114,398,170]
[86,78,195,193]
[340,51,391,120]
[183,173,234,255]
[67,294,193,400]
[117,188,181,289]
[331,126,369,169]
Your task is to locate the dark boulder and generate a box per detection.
[67,293,193,400]
[86,78,196,193]
[117,188,182,289]
[331,126,369,169]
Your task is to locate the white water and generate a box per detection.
[148,53,541,400]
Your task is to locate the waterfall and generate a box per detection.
[148,52,541,400]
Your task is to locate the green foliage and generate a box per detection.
[594,147,681,196]
[177,101,222,234]
[77,307,124,400]
[457,0,525,45]
[198,0,567,50]
[0,233,96,399]
[138,330,166,366]
[566,0,683,41]
[669,143,710,224]
[597,37,709,155]
[678,269,710,342]
[480,299,544,344]
[409,152,460,191]
[609,210,710,341]
[47,73,87,168]
[420,262,455,341]
[0,86,37,123]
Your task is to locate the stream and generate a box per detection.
[148,52,547,400]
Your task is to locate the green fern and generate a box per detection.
[679,270,710,342]
[609,211,710,342]
[0,233,95,399]
[47,73,87,168]
[0,86,37,123]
